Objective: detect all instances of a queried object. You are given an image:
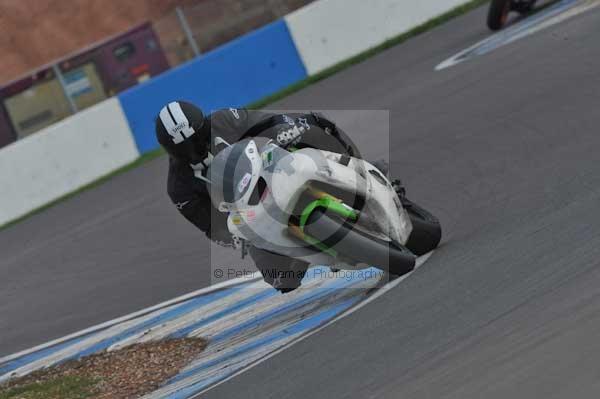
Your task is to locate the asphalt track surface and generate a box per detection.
[2,2,600,398]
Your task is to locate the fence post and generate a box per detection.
[176,6,201,57]
[52,64,78,114]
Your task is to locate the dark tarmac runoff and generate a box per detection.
[2,3,600,398]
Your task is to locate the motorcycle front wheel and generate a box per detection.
[303,208,417,277]
[403,199,442,257]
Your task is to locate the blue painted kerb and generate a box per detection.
[118,19,308,155]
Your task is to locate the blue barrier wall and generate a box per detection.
[118,19,307,154]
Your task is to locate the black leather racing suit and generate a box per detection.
[167,108,360,293]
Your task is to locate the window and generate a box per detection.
[113,42,136,62]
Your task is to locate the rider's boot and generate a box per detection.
[370,158,411,208]
[392,179,408,206]
[392,178,433,217]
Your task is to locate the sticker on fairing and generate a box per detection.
[246,209,256,221]
[238,173,252,193]
[232,213,243,225]
[232,210,255,225]
[262,149,274,168]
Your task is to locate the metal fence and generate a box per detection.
[154,0,313,67]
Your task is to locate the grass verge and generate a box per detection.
[1,0,488,231]
[0,338,207,399]
[0,376,96,399]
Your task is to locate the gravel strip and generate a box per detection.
[1,337,208,398]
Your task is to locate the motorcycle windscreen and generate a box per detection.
[207,139,261,212]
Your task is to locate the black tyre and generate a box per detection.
[487,0,511,30]
[403,199,442,257]
[303,209,416,277]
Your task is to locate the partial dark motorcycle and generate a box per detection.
[487,0,538,30]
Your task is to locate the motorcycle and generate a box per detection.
[207,135,441,278]
[487,0,537,30]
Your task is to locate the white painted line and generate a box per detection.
[191,252,433,398]
[143,278,377,398]
[436,0,600,70]
[108,280,272,351]
[0,273,261,365]
[187,272,345,340]
[1,252,431,396]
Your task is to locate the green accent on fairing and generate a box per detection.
[297,196,357,256]
[299,197,357,232]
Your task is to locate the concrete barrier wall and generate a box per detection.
[119,19,307,154]
[0,98,139,226]
[0,19,306,226]
[285,0,469,75]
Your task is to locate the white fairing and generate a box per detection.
[212,140,412,270]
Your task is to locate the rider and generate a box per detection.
[155,101,406,293]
